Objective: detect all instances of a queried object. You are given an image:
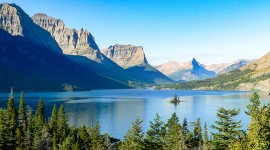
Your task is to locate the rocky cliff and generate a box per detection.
[0,3,62,54]
[31,13,104,62]
[102,44,173,84]
[101,44,148,68]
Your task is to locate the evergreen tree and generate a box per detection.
[77,125,90,149]
[6,88,16,149]
[0,109,8,149]
[203,122,209,150]
[58,135,73,150]
[89,121,104,150]
[104,133,114,150]
[25,107,34,149]
[18,91,27,133]
[164,113,183,150]
[49,105,58,137]
[192,118,202,149]
[119,117,144,150]
[211,107,242,149]
[246,92,270,149]
[57,104,68,143]
[35,98,45,133]
[145,113,165,150]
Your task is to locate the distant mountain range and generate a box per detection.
[0,3,171,91]
[155,58,253,81]
[159,54,270,91]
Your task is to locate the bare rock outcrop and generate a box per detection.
[32,13,104,62]
[0,3,62,53]
[101,44,148,68]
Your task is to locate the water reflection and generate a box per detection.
[0,90,269,139]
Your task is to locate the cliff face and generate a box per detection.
[101,44,172,84]
[101,44,148,68]
[32,13,103,62]
[0,3,62,54]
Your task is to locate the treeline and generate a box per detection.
[0,90,270,150]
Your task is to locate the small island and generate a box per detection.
[170,94,182,104]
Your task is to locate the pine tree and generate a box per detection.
[35,98,45,133]
[119,117,144,150]
[104,133,114,150]
[203,122,209,150]
[145,113,165,150]
[246,92,270,149]
[89,121,104,150]
[192,118,202,149]
[164,113,183,150]
[58,135,73,150]
[77,125,90,149]
[0,109,8,149]
[57,104,68,143]
[6,87,16,149]
[25,106,34,149]
[18,91,27,133]
[49,105,58,138]
[211,107,242,149]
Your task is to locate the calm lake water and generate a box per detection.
[0,89,269,139]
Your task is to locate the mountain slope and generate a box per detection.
[156,58,216,81]
[206,59,254,74]
[101,44,173,85]
[0,29,129,91]
[161,53,270,91]
[0,3,129,91]
[0,3,62,54]
[31,13,133,83]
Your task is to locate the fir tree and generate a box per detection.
[164,113,183,150]
[25,107,34,149]
[104,133,114,150]
[246,92,270,149]
[119,117,144,150]
[49,104,58,137]
[89,121,104,150]
[57,104,68,143]
[18,91,27,134]
[0,109,8,149]
[203,122,209,150]
[145,113,165,150]
[6,88,16,149]
[192,118,202,149]
[211,107,242,149]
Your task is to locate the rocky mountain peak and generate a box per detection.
[32,13,102,61]
[0,3,62,54]
[101,44,148,68]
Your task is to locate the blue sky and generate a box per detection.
[3,0,270,65]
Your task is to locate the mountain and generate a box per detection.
[162,53,270,91]
[101,44,173,85]
[0,3,62,54]
[0,3,129,91]
[31,13,132,83]
[156,58,216,81]
[206,59,254,74]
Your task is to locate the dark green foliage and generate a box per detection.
[57,104,68,143]
[18,91,27,134]
[145,113,165,149]
[119,117,144,150]
[164,113,183,149]
[211,107,242,149]
[246,92,270,149]
[6,88,17,149]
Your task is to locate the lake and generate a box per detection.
[0,89,269,139]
